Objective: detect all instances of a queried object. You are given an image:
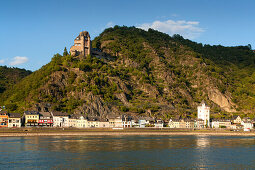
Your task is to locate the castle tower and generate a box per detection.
[197,100,210,127]
[70,31,91,57]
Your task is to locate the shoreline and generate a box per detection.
[1,131,255,137]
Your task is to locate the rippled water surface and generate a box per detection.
[1,135,255,169]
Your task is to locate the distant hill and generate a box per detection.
[0,26,254,119]
[0,66,32,93]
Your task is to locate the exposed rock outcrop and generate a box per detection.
[207,88,236,112]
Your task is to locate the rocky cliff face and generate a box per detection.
[207,88,236,112]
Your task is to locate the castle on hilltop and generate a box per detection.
[70,31,91,57]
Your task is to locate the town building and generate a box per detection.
[242,117,251,122]
[230,124,243,130]
[87,117,101,128]
[23,111,39,127]
[98,119,110,128]
[185,119,195,129]
[241,120,253,131]
[51,111,69,127]
[168,119,180,128]
[211,119,231,129]
[38,112,53,127]
[8,113,21,128]
[76,115,87,128]
[109,116,123,128]
[122,115,132,128]
[232,116,242,124]
[154,119,164,128]
[0,111,8,127]
[168,119,195,129]
[195,119,205,129]
[70,31,91,57]
[137,119,145,128]
[131,118,139,128]
[197,100,210,127]
[69,114,78,128]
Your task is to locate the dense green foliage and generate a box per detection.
[173,36,255,111]
[0,66,32,93]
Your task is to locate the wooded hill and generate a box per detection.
[0,66,31,94]
[0,26,254,119]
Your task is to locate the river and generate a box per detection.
[1,135,255,169]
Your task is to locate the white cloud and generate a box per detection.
[0,59,5,64]
[138,19,205,39]
[9,56,29,66]
[106,21,114,28]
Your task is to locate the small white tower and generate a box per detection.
[197,100,210,127]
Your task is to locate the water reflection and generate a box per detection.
[196,135,210,148]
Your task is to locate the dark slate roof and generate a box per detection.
[232,115,240,119]
[8,113,21,118]
[87,117,99,121]
[51,111,69,117]
[140,117,154,121]
[69,114,79,119]
[211,119,231,122]
[24,111,39,115]
[0,110,8,115]
[69,114,85,119]
[39,112,52,118]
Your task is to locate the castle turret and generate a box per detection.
[197,100,210,128]
[70,31,91,57]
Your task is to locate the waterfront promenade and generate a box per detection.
[0,128,255,137]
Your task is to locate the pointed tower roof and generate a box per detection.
[199,100,208,107]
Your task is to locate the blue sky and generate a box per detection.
[0,0,254,71]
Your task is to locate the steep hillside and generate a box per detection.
[0,66,32,93]
[1,26,254,119]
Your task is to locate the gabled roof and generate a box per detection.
[87,117,99,121]
[24,111,39,115]
[8,113,21,118]
[198,100,209,107]
[51,111,69,117]
[141,117,154,121]
[108,115,122,119]
[211,119,231,122]
[39,112,52,118]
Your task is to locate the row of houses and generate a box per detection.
[168,116,254,131]
[0,110,156,128]
[1,109,254,131]
[0,111,21,128]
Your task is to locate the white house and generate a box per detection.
[241,121,253,131]
[98,120,110,128]
[122,115,132,128]
[69,114,78,128]
[87,117,100,128]
[154,119,164,128]
[76,114,87,128]
[8,113,21,128]
[51,111,69,127]
[109,116,123,128]
[211,119,231,129]
[197,100,210,127]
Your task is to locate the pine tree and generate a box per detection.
[63,47,69,56]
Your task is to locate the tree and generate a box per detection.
[63,47,69,56]
[247,44,252,50]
